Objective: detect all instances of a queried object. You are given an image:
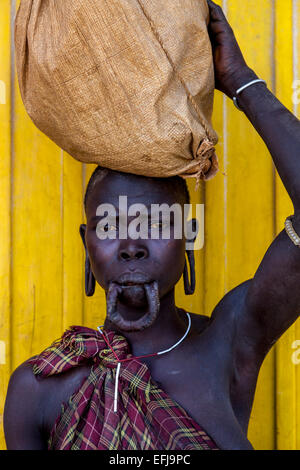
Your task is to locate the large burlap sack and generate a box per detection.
[15,0,219,182]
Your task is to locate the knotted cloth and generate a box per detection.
[30,326,218,450]
[15,0,218,184]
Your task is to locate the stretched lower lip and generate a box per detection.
[106,280,160,332]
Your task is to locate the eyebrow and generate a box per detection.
[89,203,182,221]
[89,214,117,223]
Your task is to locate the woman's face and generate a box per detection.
[85,173,185,296]
[82,172,188,329]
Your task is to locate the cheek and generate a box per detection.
[86,232,119,280]
[164,239,185,263]
[151,239,186,284]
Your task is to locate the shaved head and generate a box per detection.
[84,166,190,212]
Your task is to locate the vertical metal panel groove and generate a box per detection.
[61,150,64,333]
[271,0,278,450]
[293,0,298,116]
[222,0,228,296]
[9,0,16,374]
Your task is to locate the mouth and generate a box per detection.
[115,272,153,287]
[106,279,160,332]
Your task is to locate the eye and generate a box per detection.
[151,217,171,225]
[150,221,170,231]
[97,223,117,232]
[150,222,162,229]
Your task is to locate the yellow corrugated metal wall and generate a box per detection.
[0,0,299,450]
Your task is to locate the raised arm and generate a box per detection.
[207,0,300,354]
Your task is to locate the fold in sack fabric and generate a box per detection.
[15,0,219,183]
[30,326,218,450]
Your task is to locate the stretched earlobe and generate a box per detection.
[79,224,87,247]
[183,249,196,295]
[185,218,199,248]
[184,218,197,295]
[85,255,96,297]
[79,224,96,297]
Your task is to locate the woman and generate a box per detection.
[4,1,300,450]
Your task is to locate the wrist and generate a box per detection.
[223,67,258,98]
[292,212,300,230]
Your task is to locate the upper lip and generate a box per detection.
[115,272,153,286]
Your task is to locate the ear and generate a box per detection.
[79,224,87,249]
[185,218,199,249]
[79,223,96,297]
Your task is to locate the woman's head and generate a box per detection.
[80,166,195,332]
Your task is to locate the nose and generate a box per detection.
[118,242,148,261]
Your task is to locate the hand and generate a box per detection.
[207,0,258,98]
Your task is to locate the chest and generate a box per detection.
[42,350,255,450]
[144,352,255,450]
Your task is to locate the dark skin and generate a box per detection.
[4,1,300,450]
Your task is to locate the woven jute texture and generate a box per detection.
[15,0,219,182]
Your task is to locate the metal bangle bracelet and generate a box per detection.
[233,79,267,110]
[285,216,300,247]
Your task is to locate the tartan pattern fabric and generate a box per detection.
[30,326,218,450]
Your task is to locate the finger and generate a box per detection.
[207,1,234,41]
[207,0,224,16]
[207,0,231,26]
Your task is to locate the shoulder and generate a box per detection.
[4,356,93,449]
[4,357,46,449]
[186,281,252,338]
[209,280,252,324]
[5,357,43,407]
[208,279,271,374]
[205,279,258,362]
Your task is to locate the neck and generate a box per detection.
[103,289,189,357]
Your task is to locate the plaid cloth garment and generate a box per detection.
[30,326,218,450]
